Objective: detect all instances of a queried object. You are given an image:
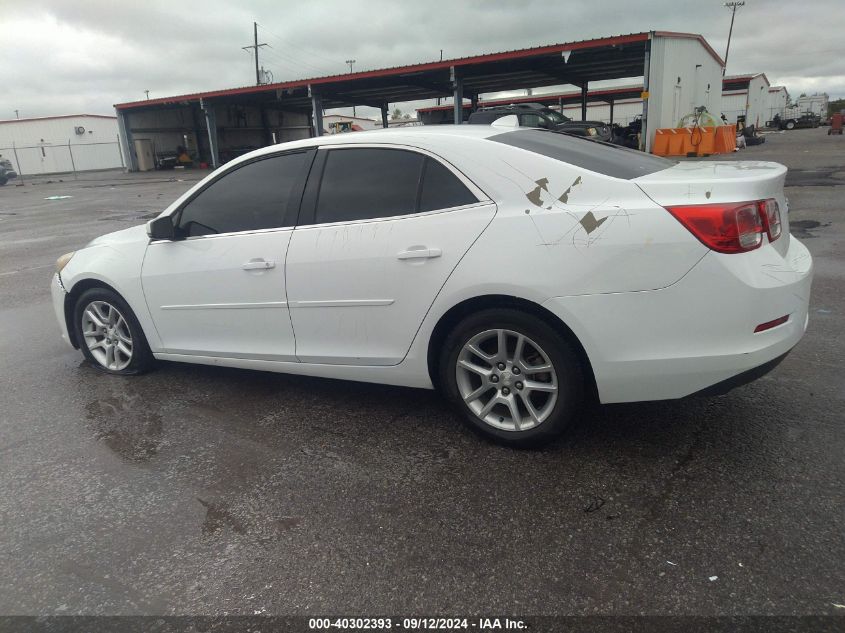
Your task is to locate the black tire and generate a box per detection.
[439,308,584,447]
[0,176,7,186]
[785,120,795,130]
[73,287,155,375]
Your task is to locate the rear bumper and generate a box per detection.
[543,236,813,403]
[688,350,790,397]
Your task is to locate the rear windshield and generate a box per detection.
[489,129,675,179]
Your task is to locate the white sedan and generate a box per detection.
[51,126,813,446]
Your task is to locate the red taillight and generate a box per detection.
[754,315,789,333]
[665,198,781,254]
[666,201,763,253]
[758,198,782,242]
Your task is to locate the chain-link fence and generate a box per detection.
[0,138,124,181]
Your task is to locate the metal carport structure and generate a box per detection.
[114,31,722,169]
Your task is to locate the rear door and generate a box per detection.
[285,145,495,366]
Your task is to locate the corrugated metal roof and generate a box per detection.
[115,32,655,110]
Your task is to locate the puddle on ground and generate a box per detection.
[85,393,163,462]
[790,219,830,239]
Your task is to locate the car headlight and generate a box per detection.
[56,251,75,274]
[587,127,597,136]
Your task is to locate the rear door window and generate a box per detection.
[313,148,479,224]
[489,129,675,179]
[418,158,477,212]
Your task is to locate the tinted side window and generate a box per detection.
[316,148,424,223]
[519,113,548,129]
[419,158,477,212]
[489,129,676,179]
[178,152,308,237]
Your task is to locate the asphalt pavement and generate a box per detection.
[0,129,842,619]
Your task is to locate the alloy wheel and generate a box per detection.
[455,328,558,432]
[80,300,134,371]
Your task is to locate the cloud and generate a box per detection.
[1,0,841,120]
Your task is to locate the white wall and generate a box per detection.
[765,88,788,122]
[721,90,748,123]
[745,74,770,128]
[0,115,122,175]
[645,34,723,150]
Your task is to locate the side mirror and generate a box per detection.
[147,215,176,241]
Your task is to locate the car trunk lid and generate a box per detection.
[633,160,790,256]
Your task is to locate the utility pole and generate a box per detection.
[144,90,150,100]
[243,22,269,85]
[345,59,356,116]
[723,1,745,76]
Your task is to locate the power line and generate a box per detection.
[257,23,345,68]
[260,47,332,74]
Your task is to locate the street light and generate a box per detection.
[346,59,356,116]
[723,1,745,76]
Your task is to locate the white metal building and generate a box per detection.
[767,86,790,121]
[644,34,724,137]
[720,74,772,127]
[0,114,123,176]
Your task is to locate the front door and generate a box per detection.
[142,150,312,360]
[285,146,495,366]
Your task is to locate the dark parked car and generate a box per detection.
[468,103,612,142]
[0,156,18,186]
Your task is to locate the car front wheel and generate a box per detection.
[73,288,154,375]
[440,308,584,447]
[785,120,796,130]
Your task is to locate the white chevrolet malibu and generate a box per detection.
[52,126,813,446]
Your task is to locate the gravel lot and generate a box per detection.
[0,128,842,619]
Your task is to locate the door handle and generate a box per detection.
[242,259,276,270]
[397,246,442,260]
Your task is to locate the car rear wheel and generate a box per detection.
[440,308,583,447]
[73,288,154,375]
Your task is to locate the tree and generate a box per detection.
[390,107,404,120]
[829,98,845,117]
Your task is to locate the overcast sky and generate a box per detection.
[2,0,842,121]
